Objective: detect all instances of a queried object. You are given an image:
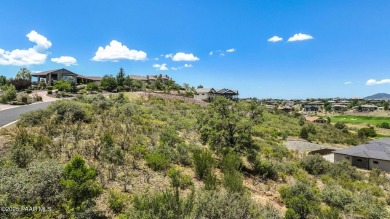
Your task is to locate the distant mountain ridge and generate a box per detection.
[364,93,390,100]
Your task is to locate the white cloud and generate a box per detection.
[344,81,352,85]
[165,53,173,58]
[92,40,147,62]
[172,52,199,61]
[0,30,51,66]
[154,57,159,60]
[51,56,77,66]
[209,51,213,55]
[226,48,236,53]
[184,64,192,68]
[267,36,283,42]
[153,63,168,71]
[287,33,313,42]
[171,67,178,70]
[366,79,390,85]
[27,30,52,50]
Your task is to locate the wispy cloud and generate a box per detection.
[366,79,390,85]
[171,63,193,70]
[92,40,147,62]
[287,33,313,42]
[209,48,236,56]
[267,36,283,42]
[226,48,236,53]
[344,81,352,85]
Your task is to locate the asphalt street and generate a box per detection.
[0,102,53,127]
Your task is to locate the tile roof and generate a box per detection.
[334,138,390,160]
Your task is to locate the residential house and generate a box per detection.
[31,68,101,86]
[332,104,348,111]
[359,104,378,112]
[194,88,239,102]
[304,101,325,112]
[334,138,390,172]
[129,74,173,84]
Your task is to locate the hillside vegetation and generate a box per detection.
[0,93,389,219]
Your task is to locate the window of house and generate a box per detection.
[357,159,362,162]
[373,161,379,164]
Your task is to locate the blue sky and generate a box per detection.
[0,0,390,99]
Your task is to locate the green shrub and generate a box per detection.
[128,189,195,219]
[47,86,53,90]
[321,185,353,209]
[18,109,48,126]
[221,152,242,173]
[1,85,17,103]
[252,158,278,180]
[61,155,102,211]
[301,154,330,175]
[358,127,376,138]
[335,122,347,129]
[377,122,390,129]
[280,182,320,219]
[223,170,244,194]
[47,90,52,95]
[145,151,171,171]
[194,190,278,219]
[167,166,193,190]
[48,100,92,123]
[108,190,126,214]
[192,149,215,180]
[87,82,99,91]
[300,127,309,139]
[54,80,72,92]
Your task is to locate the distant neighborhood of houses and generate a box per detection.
[1,67,390,109]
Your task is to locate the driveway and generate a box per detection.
[0,101,54,127]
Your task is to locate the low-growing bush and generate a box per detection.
[18,109,48,126]
[301,154,330,175]
[127,189,195,219]
[321,185,354,209]
[335,122,347,129]
[47,100,92,123]
[358,127,376,138]
[108,189,127,214]
[252,158,278,180]
[377,122,390,129]
[145,151,171,171]
[192,149,215,180]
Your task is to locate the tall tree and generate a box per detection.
[198,97,263,155]
[0,75,7,86]
[16,68,32,80]
[116,67,125,87]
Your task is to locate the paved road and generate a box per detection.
[0,101,54,127]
